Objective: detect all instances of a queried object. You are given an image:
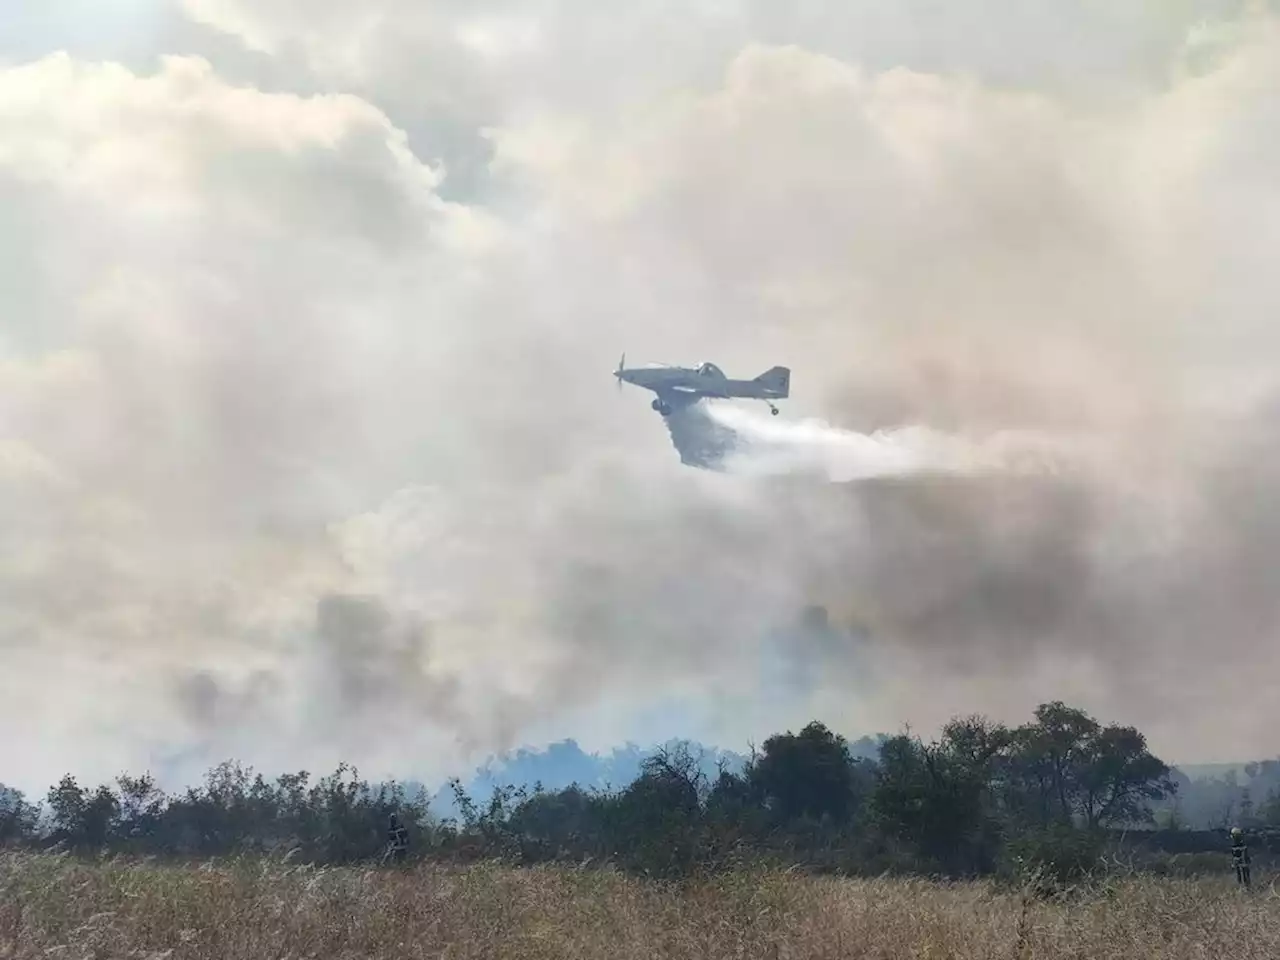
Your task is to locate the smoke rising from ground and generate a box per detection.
[3,3,1280,793]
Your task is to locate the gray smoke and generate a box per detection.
[3,2,1280,793]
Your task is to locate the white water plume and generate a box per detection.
[702,402,1076,483]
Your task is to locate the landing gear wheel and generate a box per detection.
[770,407,779,416]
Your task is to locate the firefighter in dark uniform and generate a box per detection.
[387,812,409,864]
[1230,827,1251,887]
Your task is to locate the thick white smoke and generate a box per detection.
[3,2,1280,795]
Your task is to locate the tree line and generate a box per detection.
[3,701,1276,882]
[1155,759,1280,831]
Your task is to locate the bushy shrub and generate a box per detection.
[1002,825,1105,895]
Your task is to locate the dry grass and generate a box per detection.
[2,851,1276,959]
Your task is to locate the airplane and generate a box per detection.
[613,353,790,416]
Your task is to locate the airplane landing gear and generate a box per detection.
[652,399,672,416]
[766,402,779,416]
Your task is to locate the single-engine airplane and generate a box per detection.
[613,354,790,416]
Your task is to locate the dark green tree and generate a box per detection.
[1022,701,1100,825]
[45,775,119,850]
[114,773,167,847]
[605,744,706,878]
[871,716,1010,875]
[1075,724,1175,828]
[1004,703,1175,829]
[0,784,37,846]
[748,721,868,825]
[1260,788,1280,827]
[506,783,608,861]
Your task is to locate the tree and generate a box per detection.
[1002,703,1175,830]
[1075,724,1175,828]
[871,717,1011,876]
[0,784,37,846]
[605,744,707,877]
[1256,788,1280,828]
[1001,724,1057,827]
[507,784,608,861]
[115,773,167,846]
[1022,701,1100,825]
[45,775,119,850]
[748,721,867,825]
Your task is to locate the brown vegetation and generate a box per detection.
[2,851,1276,959]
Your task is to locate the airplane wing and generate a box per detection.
[654,388,702,413]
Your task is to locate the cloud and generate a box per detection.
[179,0,1265,112]
[176,0,1274,203]
[4,4,1280,793]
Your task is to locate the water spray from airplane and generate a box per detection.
[615,354,1078,482]
[704,403,1072,483]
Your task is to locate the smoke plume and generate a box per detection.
[3,2,1280,793]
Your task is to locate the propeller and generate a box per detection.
[615,352,625,391]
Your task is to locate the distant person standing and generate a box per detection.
[387,812,409,864]
[1230,827,1251,887]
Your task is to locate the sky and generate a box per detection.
[3,0,1280,795]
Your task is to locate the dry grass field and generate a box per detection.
[1,851,1276,959]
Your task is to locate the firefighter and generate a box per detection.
[1230,826,1251,888]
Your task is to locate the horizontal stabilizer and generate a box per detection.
[753,365,790,397]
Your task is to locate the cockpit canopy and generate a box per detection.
[696,362,724,378]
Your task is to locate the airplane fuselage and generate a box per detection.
[614,360,790,416]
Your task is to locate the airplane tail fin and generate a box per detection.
[753,365,790,397]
